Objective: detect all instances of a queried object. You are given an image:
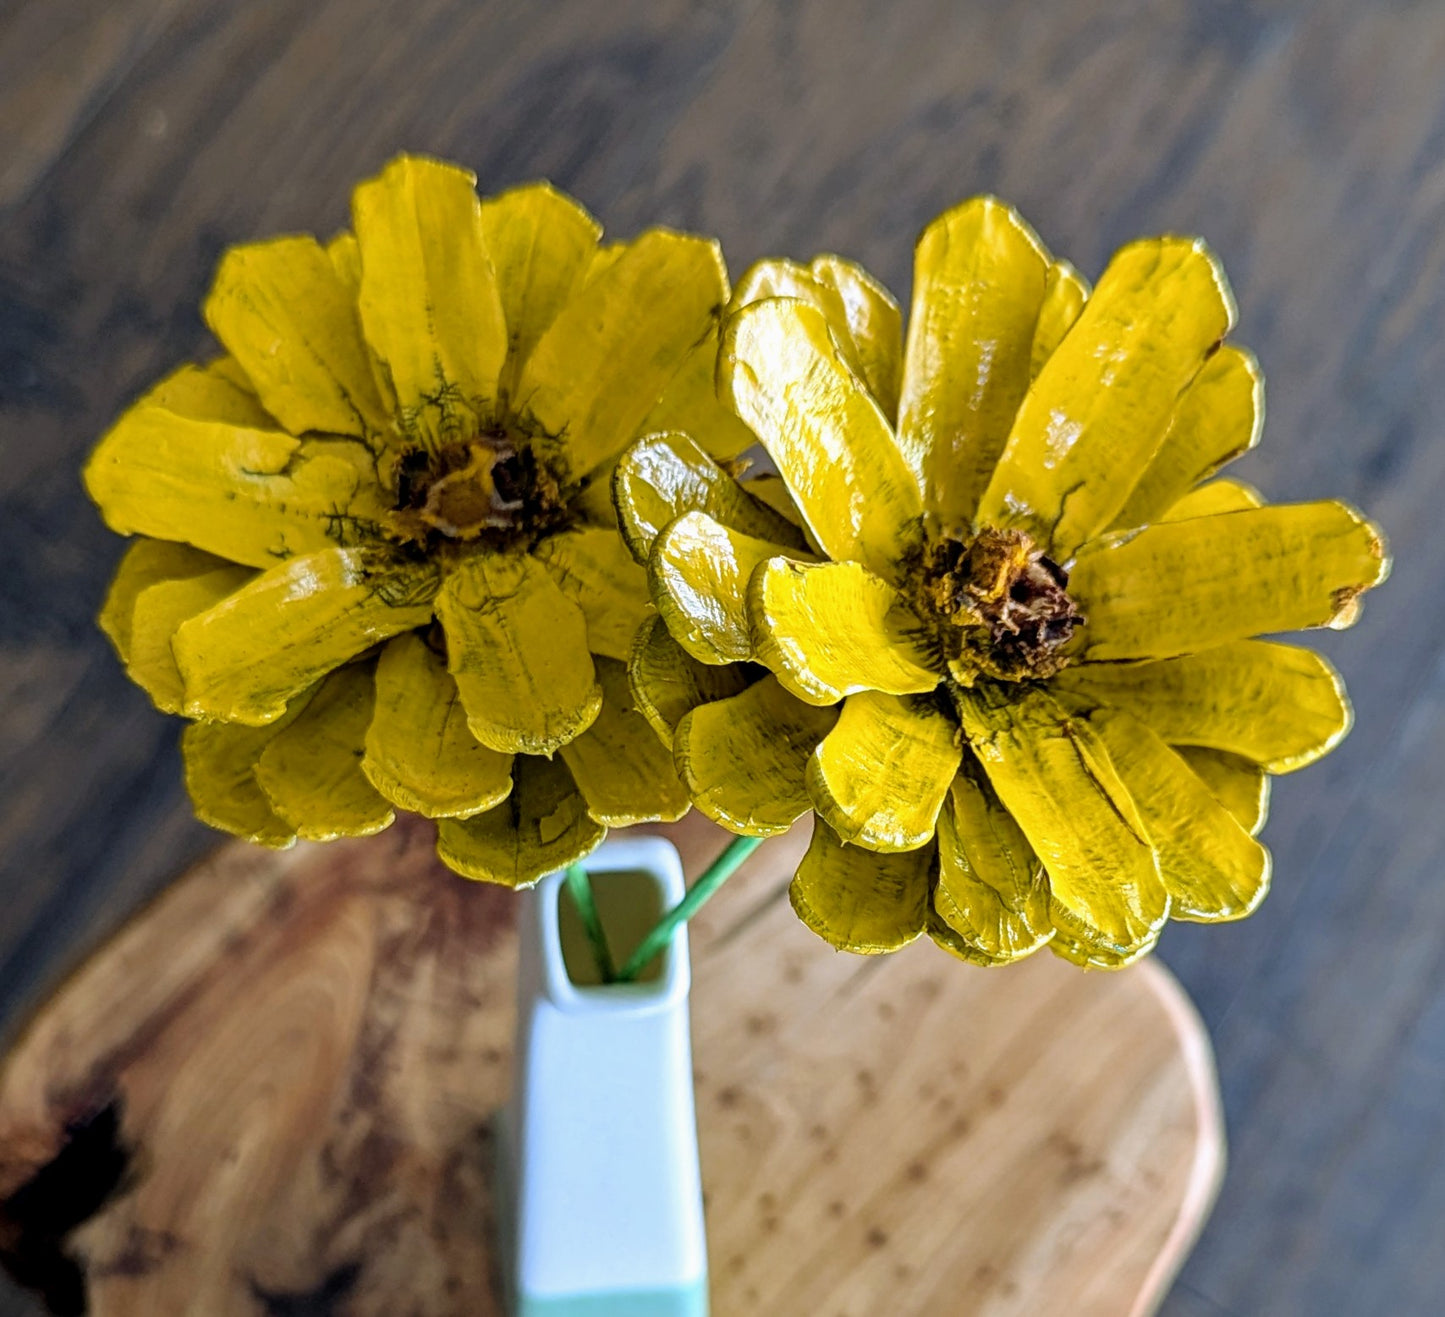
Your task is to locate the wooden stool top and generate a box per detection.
[0,815,1221,1315]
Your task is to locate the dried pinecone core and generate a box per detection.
[385,428,569,550]
[907,527,1084,684]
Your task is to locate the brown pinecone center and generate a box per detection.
[907,526,1084,684]
[386,432,569,550]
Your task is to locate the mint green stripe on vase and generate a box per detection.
[517,1279,709,1316]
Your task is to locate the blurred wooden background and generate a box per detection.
[2,0,1444,1312]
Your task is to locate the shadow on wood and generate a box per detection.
[0,815,1222,1315]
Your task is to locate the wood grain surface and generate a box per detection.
[2,1,1444,1312]
[0,816,1222,1316]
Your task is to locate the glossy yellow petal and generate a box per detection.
[749,558,938,705]
[1071,502,1389,661]
[126,564,254,712]
[896,198,1050,521]
[201,354,266,400]
[933,771,1053,963]
[979,237,1237,559]
[1092,706,1270,922]
[627,614,752,748]
[1110,344,1264,530]
[255,664,395,841]
[739,473,807,529]
[436,755,606,888]
[323,231,395,402]
[533,526,650,661]
[326,230,362,294]
[638,327,758,462]
[520,229,727,479]
[1049,928,1159,971]
[809,255,904,420]
[142,359,274,428]
[173,546,436,725]
[721,298,922,579]
[613,431,806,563]
[650,511,802,665]
[1157,476,1262,522]
[956,683,1167,957]
[731,259,821,303]
[352,155,507,448]
[559,658,690,826]
[1174,745,1270,837]
[927,910,1012,968]
[789,820,931,954]
[1051,639,1351,772]
[1029,261,1090,379]
[180,693,314,848]
[571,455,622,529]
[204,235,389,439]
[362,632,513,819]
[98,538,228,663]
[735,256,903,414]
[436,552,601,755]
[479,182,601,400]
[84,403,387,568]
[673,676,838,836]
[583,241,626,287]
[806,691,961,852]
[732,259,843,327]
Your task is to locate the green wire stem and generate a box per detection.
[564,862,616,984]
[616,834,765,983]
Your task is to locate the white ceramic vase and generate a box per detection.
[499,835,708,1316]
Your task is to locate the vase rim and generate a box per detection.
[536,836,691,1015]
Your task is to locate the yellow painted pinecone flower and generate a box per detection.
[85,153,756,886]
[616,200,1390,969]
